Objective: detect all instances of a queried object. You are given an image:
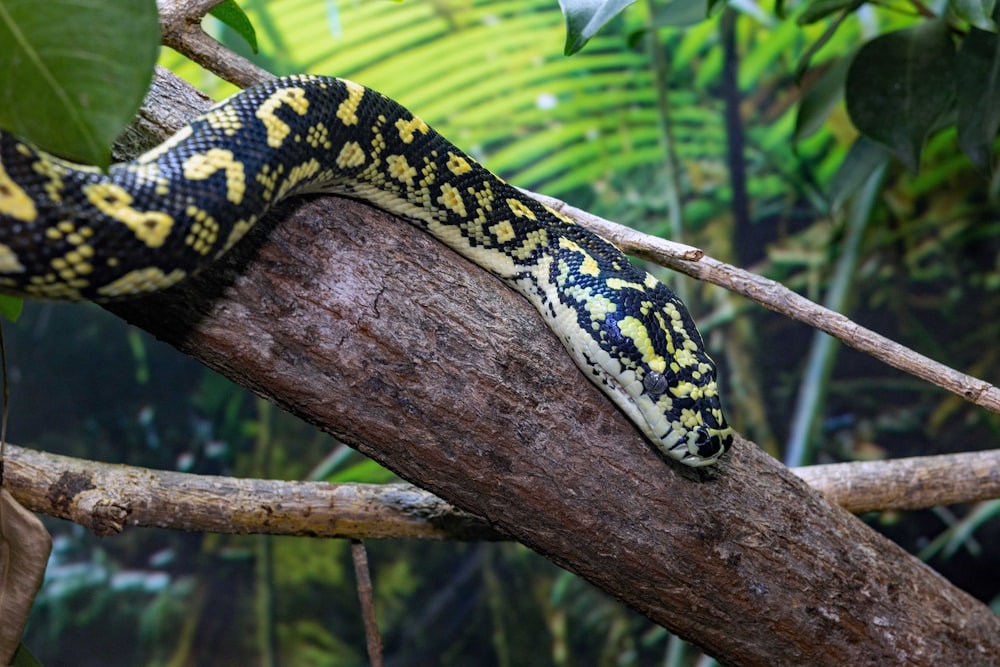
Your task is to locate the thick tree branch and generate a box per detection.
[13,67,985,664]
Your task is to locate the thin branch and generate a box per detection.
[531,192,1000,415]
[7,443,1000,539]
[158,0,273,89]
[3,444,503,540]
[351,541,384,667]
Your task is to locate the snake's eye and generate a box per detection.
[643,370,671,397]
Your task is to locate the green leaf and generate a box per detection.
[793,5,857,82]
[828,136,891,212]
[651,0,712,27]
[797,0,860,25]
[11,643,43,667]
[558,0,637,55]
[626,0,713,46]
[0,295,22,322]
[210,0,258,54]
[795,55,851,140]
[844,20,956,171]
[0,0,160,168]
[957,28,1000,172]
[952,0,996,31]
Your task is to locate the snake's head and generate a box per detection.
[584,275,734,467]
[632,361,734,467]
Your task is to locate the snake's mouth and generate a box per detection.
[579,355,717,466]
[669,431,728,467]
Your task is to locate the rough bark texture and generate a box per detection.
[795,451,1000,514]
[4,445,499,540]
[36,68,1000,664]
[99,204,999,665]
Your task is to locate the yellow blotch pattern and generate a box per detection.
[557,237,600,277]
[507,198,536,220]
[96,267,187,298]
[184,206,220,255]
[387,155,417,185]
[31,156,67,203]
[437,183,467,217]
[255,87,309,148]
[276,159,322,201]
[220,216,257,256]
[489,220,516,243]
[82,183,174,248]
[606,277,645,292]
[306,123,333,150]
[204,105,243,135]
[182,149,246,204]
[446,153,472,175]
[0,244,25,273]
[336,142,366,169]
[0,159,37,221]
[396,116,429,144]
[336,81,366,126]
[511,229,548,260]
[618,316,666,374]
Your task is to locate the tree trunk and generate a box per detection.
[55,67,1000,664]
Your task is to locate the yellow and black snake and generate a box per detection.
[0,75,733,466]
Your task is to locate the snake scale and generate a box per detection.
[0,74,733,466]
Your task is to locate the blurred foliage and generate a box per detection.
[1,0,999,663]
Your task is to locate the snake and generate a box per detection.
[0,74,733,466]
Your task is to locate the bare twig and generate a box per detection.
[532,193,1000,415]
[158,0,273,88]
[351,541,384,667]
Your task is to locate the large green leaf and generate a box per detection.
[844,20,956,172]
[0,0,160,168]
[957,28,1000,172]
[557,0,637,55]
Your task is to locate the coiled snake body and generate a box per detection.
[0,75,733,466]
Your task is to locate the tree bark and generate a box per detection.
[29,67,1000,664]
[3,444,500,540]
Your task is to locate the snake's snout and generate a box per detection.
[697,397,734,459]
